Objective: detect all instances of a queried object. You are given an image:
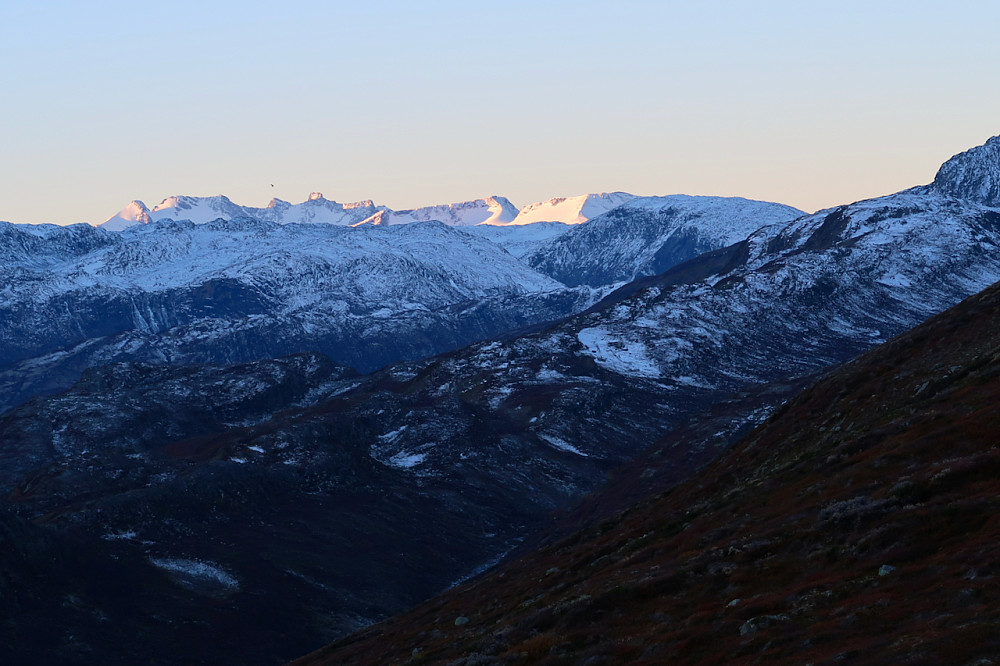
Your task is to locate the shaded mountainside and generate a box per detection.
[295,273,1000,666]
[556,189,1000,389]
[0,502,340,666]
[0,218,601,413]
[0,349,720,665]
[525,195,804,287]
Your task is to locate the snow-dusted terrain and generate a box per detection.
[0,218,604,412]
[459,221,572,258]
[2,190,798,413]
[526,194,806,286]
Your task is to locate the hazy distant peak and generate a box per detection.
[152,194,235,211]
[353,209,391,226]
[509,192,641,225]
[344,199,376,209]
[101,200,152,231]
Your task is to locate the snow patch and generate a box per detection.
[102,530,137,541]
[150,557,239,590]
[537,432,589,457]
[577,327,661,378]
[378,426,408,443]
[878,273,912,288]
[386,451,427,468]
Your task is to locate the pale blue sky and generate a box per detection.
[1,1,998,225]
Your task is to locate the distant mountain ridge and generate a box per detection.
[100,191,647,230]
[102,193,384,230]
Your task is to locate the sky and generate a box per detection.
[1,0,999,226]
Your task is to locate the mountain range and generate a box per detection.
[0,193,801,414]
[100,191,644,231]
[0,134,998,664]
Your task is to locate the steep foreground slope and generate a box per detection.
[297,271,1000,666]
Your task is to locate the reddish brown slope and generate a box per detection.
[293,279,1000,665]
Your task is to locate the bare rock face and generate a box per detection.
[931,134,1000,207]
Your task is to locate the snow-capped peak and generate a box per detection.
[931,134,1000,207]
[102,200,153,231]
[100,194,384,229]
[508,192,640,226]
[148,195,246,225]
[344,200,376,209]
[358,196,520,227]
[100,194,523,230]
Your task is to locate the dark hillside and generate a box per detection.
[296,278,1000,665]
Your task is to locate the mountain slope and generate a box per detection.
[458,222,573,259]
[3,188,811,414]
[0,344,690,664]
[295,247,1000,666]
[0,219,599,412]
[525,194,805,287]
